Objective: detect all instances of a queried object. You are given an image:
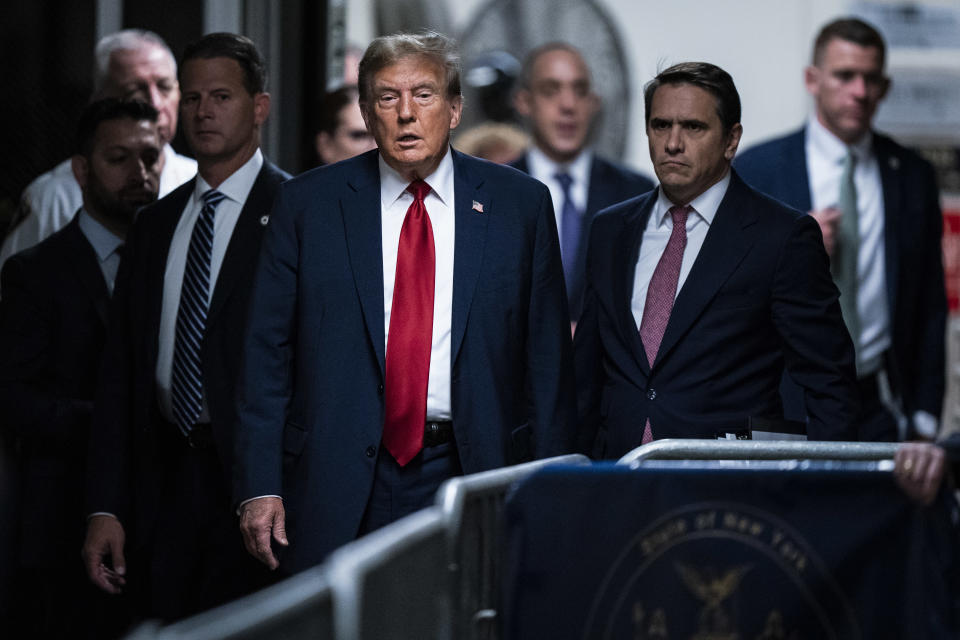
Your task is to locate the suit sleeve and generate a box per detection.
[910,162,947,418]
[234,185,299,504]
[772,214,858,440]
[573,218,604,456]
[85,222,141,519]
[524,184,578,458]
[0,257,92,444]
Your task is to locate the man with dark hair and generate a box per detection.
[735,18,946,443]
[0,98,160,638]
[236,30,576,573]
[2,30,195,271]
[512,42,654,325]
[575,62,858,459]
[82,33,289,621]
[314,85,376,165]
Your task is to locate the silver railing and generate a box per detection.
[434,454,590,640]
[617,438,900,468]
[126,565,334,639]
[126,443,910,639]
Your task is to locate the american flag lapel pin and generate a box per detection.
[472,200,484,213]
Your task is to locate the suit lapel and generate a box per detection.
[654,173,756,366]
[618,193,657,375]
[451,151,489,364]
[146,181,194,372]
[584,157,607,217]
[341,152,388,375]
[875,135,902,322]
[790,129,813,212]
[62,216,110,325]
[207,164,277,323]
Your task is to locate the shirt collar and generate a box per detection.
[194,147,264,204]
[77,208,124,262]
[807,115,873,164]
[379,147,455,208]
[653,170,731,228]
[527,145,593,185]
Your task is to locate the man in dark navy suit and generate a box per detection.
[82,33,289,622]
[0,98,161,638]
[236,31,576,574]
[735,18,946,443]
[575,62,858,460]
[511,42,654,325]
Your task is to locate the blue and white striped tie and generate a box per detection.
[171,189,225,436]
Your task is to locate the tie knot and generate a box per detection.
[202,189,226,208]
[406,180,431,202]
[668,204,691,227]
[554,172,573,193]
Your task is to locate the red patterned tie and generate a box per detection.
[639,204,690,443]
[383,180,436,466]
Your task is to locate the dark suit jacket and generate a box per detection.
[734,128,947,427]
[235,149,577,572]
[575,171,858,459]
[85,161,289,544]
[0,216,109,566]
[511,154,655,321]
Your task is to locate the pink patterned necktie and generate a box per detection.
[639,204,691,443]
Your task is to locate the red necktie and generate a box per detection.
[383,180,436,466]
[639,204,690,444]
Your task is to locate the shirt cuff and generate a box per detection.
[87,512,118,521]
[912,410,939,439]
[237,495,282,516]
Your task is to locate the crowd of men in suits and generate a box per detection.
[0,15,954,638]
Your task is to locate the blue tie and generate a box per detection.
[554,172,581,293]
[171,189,225,436]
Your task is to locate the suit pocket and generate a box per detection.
[510,423,533,464]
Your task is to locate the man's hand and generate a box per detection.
[82,515,127,594]
[894,442,947,506]
[240,497,288,570]
[809,207,842,256]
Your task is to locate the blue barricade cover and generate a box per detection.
[501,463,959,639]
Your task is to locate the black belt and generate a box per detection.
[159,415,215,450]
[424,421,454,448]
[186,423,215,449]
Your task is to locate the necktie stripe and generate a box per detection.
[171,189,225,436]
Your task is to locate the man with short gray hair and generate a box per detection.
[236,31,576,573]
[1,29,196,271]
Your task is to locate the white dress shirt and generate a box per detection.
[77,209,124,294]
[155,148,263,422]
[806,116,889,375]
[631,172,731,329]
[380,149,455,420]
[525,146,592,241]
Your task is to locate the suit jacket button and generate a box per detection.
[647,388,657,400]
[377,383,384,395]
[365,446,376,458]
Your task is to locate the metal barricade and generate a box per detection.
[435,454,591,640]
[617,438,900,468]
[326,507,450,640]
[124,565,334,639]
